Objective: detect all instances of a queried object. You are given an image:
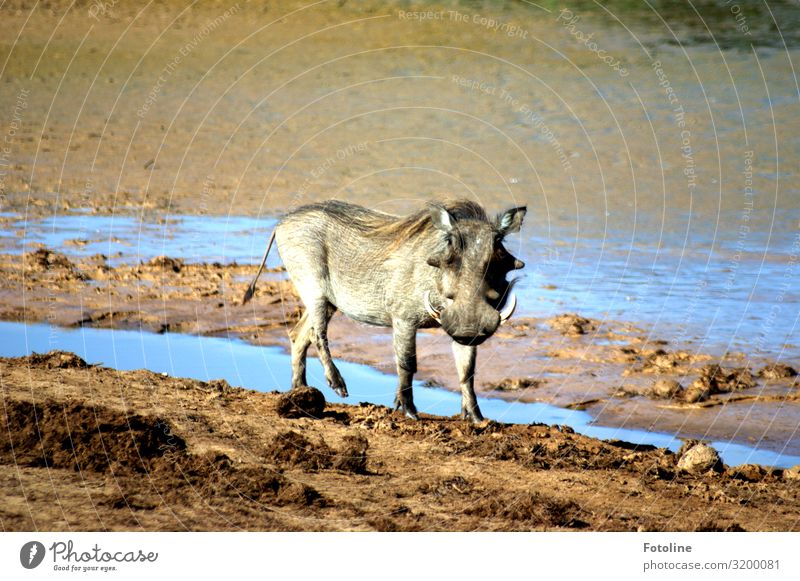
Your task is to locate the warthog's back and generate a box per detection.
[275,201,427,326]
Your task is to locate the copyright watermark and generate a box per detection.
[556,9,629,77]
[398,9,529,39]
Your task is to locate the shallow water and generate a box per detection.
[2,320,798,468]
[4,214,279,269]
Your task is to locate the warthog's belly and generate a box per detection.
[334,301,392,328]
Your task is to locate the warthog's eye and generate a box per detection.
[427,246,456,268]
[491,243,525,272]
[427,235,460,268]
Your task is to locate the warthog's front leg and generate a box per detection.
[392,321,419,420]
[452,342,483,423]
[310,300,348,397]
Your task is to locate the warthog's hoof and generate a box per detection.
[461,410,485,425]
[394,400,419,420]
[326,368,348,397]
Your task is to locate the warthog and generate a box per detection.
[242,199,526,422]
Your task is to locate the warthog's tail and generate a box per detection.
[241,228,276,305]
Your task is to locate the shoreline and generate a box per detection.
[0,240,798,460]
[4,204,799,364]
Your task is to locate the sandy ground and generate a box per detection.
[2,2,798,454]
[1,1,798,232]
[2,349,799,532]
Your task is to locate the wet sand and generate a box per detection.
[2,1,798,225]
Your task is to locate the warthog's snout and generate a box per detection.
[424,291,517,346]
[442,306,500,346]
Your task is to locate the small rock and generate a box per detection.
[677,442,722,475]
[728,464,766,482]
[637,349,694,374]
[206,379,231,394]
[649,379,683,400]
[697,364,756,393]
[487,377,542,391]
[758,363,797,380]
[549,313,597,336]
[783,466,800,481]
[275,386,326,419]
[148,255,183,273]
[332,434,369,474]
[25,350,88,369]
[683,380,710,403]
[648,350,678,372]
[31,248,74,269]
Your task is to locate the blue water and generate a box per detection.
[3,213,279,269]
[515,211,800,362]
[2,320,797,468]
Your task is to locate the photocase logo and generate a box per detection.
[20,541,46,569]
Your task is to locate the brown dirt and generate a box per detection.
[548,313,598,336]
[485,377,544,392]
[2,351,799,532]
[694,365,757,394]
[3,0,800,533]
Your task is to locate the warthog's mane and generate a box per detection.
[313,199,490,244]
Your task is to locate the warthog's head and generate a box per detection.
[423,203,526,346]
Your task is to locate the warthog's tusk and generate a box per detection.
[422,291,441,322]
[499,291,517,324]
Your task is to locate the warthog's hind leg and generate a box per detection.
[392,321,419,420]
[452,342,484,423]
[310,300,348,397]
[288,311,313,389]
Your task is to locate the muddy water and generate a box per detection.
[3,320,798,468]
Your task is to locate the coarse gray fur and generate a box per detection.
[243,199,526,422]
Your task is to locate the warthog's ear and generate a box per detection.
[496,206,527,236]
[429,204,455,232]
